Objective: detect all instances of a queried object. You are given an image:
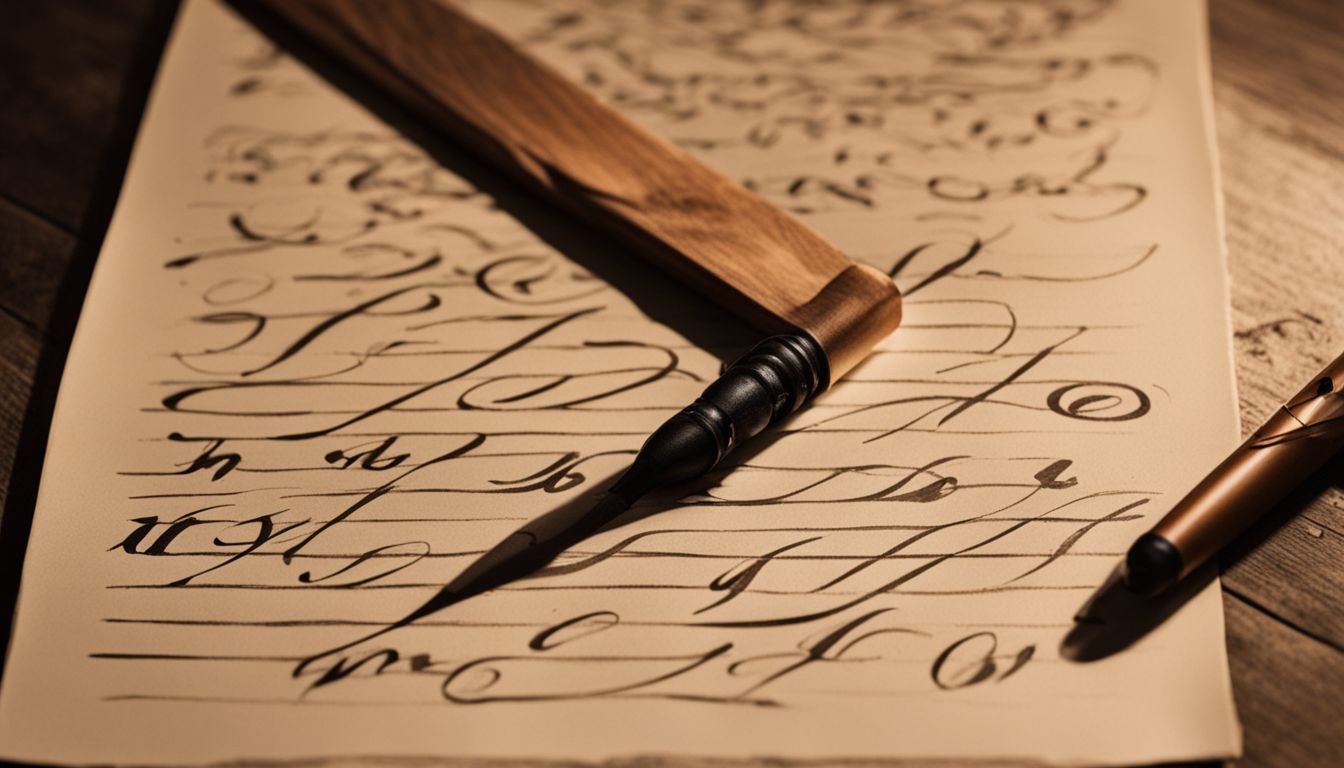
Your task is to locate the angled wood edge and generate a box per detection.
[788,263,902,382]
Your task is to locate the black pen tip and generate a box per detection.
[1122,532,1183,598]
[1061,557,1211,663]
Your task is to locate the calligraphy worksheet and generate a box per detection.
[0,0,1241,764]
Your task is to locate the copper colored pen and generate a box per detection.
[1125,349,1344,597]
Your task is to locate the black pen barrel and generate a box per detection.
[616,333,828,494]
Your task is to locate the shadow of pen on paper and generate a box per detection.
[1060,562,1214,663]
[296,468,628,677]
[1063,433,1344,664]
[296,451,777,681]
[295,399,807,658]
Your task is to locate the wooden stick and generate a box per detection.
[243,0,902,379]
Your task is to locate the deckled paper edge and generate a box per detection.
[1192,0,1245,755]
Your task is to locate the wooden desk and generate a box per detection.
[0,1,1340,765]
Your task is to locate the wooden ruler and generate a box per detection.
[244,0,902,380]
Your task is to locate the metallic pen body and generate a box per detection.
[1125,350,1344,596]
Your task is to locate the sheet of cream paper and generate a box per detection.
[0,0,1241,764]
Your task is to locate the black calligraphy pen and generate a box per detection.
[240,0,902,667]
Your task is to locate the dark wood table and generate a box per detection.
[0,2,1340,766]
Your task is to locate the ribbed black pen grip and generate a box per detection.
[610,334,828,500]
[689,333,829,461]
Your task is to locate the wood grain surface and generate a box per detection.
[249,0,902,379]
[0,1,1340,766]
